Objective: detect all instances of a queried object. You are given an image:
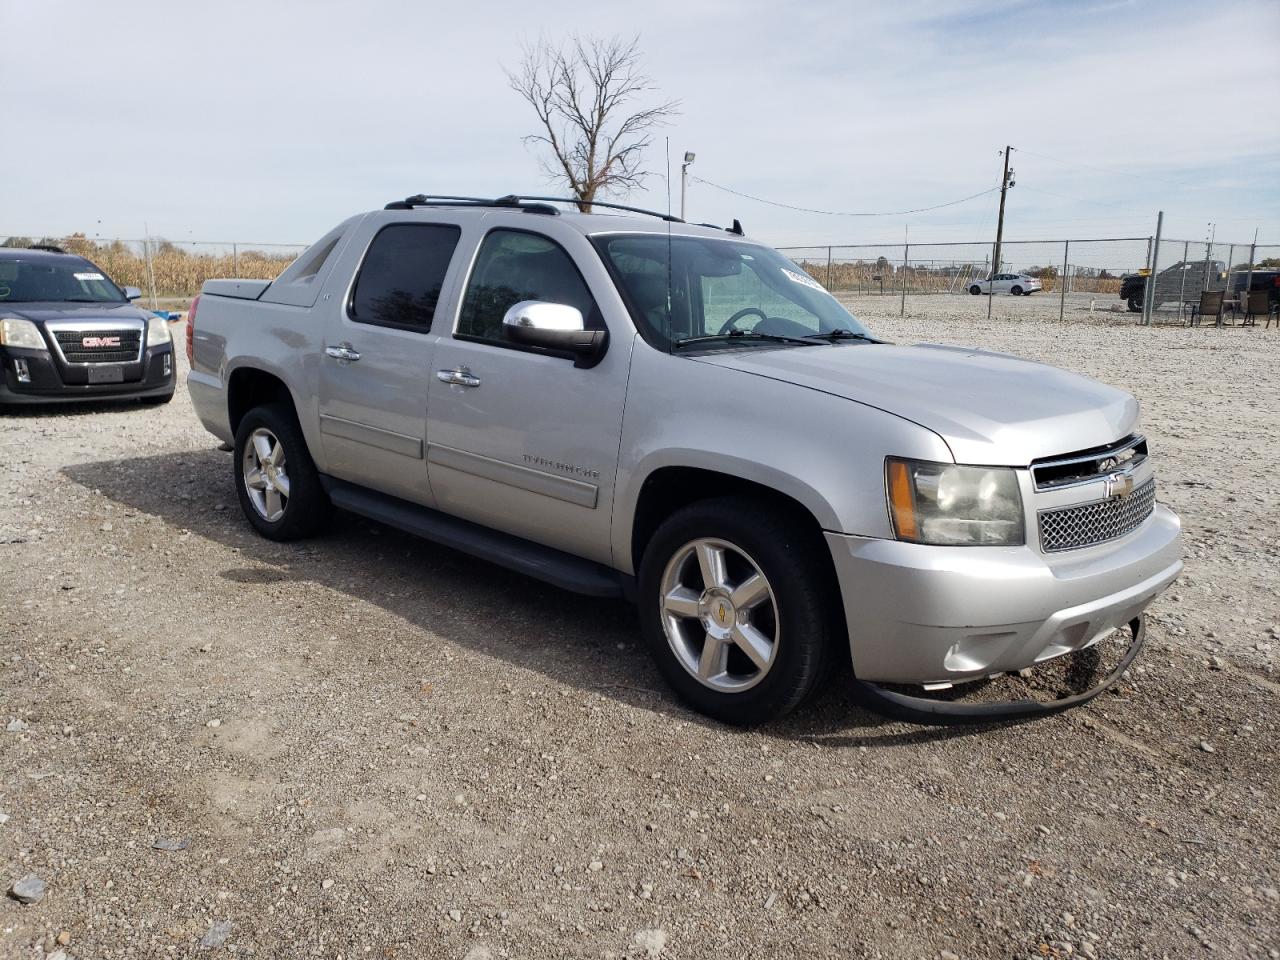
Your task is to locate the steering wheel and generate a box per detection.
[717,306,767,335]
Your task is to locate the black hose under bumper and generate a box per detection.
[851,615,1146,725]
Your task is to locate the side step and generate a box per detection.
[320,476,628,599]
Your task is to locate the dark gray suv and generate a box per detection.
[0,247,176,406]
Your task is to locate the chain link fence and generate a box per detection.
[781,235,1278,323]
[780,238,1156,319]
[1142,237,1280,323]
[0,233,307,305]
[5,229,1275,323]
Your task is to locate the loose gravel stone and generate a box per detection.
[8,874,46,904]
[199,919,233,949]
[633,928,668,957]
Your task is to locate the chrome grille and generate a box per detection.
[53,329,142,363]
[1038,479,1156,552]
[1032,434,1147,491]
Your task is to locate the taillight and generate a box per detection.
[186,294,199,365]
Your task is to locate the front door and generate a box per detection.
[318,222,462,506]
[425,227,630,565]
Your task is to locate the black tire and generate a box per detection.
[1010,285,1023,296]
[969,285,982,295]
[233,402,331,541]
[1127,295,1143,312]
[637,497,835,725]
[140,391,174,405]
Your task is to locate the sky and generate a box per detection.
[2,0,1277,256]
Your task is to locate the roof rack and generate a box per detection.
[29,243,67,254]
[384,194,561,216]
[383,194,687,224]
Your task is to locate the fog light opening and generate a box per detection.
[14,358,30,383]
[163,353,172,376]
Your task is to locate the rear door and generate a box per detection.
[318,220,463,506]
[424,224,630,565]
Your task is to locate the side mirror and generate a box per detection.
[502,300,607,368]
[123,286,143,301]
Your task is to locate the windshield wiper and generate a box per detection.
[62,297,119,303]
[674,331,818,349]
[802,329,882,343]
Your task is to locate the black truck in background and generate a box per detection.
[1119,260,1225,312]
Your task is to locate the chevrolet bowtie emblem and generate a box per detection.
[1105,471,1135,499]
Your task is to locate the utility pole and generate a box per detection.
[680,152,696,220]
[991,145,1015,278]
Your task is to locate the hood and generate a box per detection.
[693,342,1138,465]
[2,302,152,324]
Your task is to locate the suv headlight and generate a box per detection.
[886,458,1024,546]
[0,317,46,350]
[147,315,172,346]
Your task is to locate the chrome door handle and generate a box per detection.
[436,367,481,387]
[325,343,361,362]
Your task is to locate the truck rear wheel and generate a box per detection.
[233,403,331,541]
[637,497,833,725]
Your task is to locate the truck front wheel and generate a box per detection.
[637,497,833,725]
[233,403,331,541]
[1127,295,1143,312]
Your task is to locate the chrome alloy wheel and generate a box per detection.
[658,538,780,692]
[242,427,291,522]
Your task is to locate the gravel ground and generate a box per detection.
[2,303,1278,960]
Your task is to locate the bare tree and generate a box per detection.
[507,36,679,211]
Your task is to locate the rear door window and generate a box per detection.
[349,224,461,331]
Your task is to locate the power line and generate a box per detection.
[689,176,999,217]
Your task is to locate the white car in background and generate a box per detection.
[969,273,1042,296]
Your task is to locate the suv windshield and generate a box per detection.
[594,234,872,350]
[0,256,126,304]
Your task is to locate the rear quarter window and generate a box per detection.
[348,224,461,332]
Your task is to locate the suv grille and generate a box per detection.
[1038,479,1156,552]
[53,329,141,363]
[1032,435,1147,490]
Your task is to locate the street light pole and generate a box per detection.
[680,152,695,220]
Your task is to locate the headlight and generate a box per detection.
[147,315,172,346]
[0,317,46,350]
[886,458,1024,546]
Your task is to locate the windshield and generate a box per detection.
[593,234,873,350]
[0,256,126,304]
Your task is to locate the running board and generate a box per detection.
[319,476,628,599]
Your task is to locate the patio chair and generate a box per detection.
[1188,290,1224,327]
[1242,290,1276,328]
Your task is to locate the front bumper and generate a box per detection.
[826,503,1182,685]
[0,344,175,405]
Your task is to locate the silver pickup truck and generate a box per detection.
[188,194,1182,724]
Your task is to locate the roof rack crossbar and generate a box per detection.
[383,194,688,224]
[385,195,559,216]
[511,196,685,224]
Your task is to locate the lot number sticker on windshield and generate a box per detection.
[74,272,105,281]
[782,268,826,292]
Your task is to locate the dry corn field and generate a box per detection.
[3,235,302,299]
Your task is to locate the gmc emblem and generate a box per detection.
[82,336,121,348]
